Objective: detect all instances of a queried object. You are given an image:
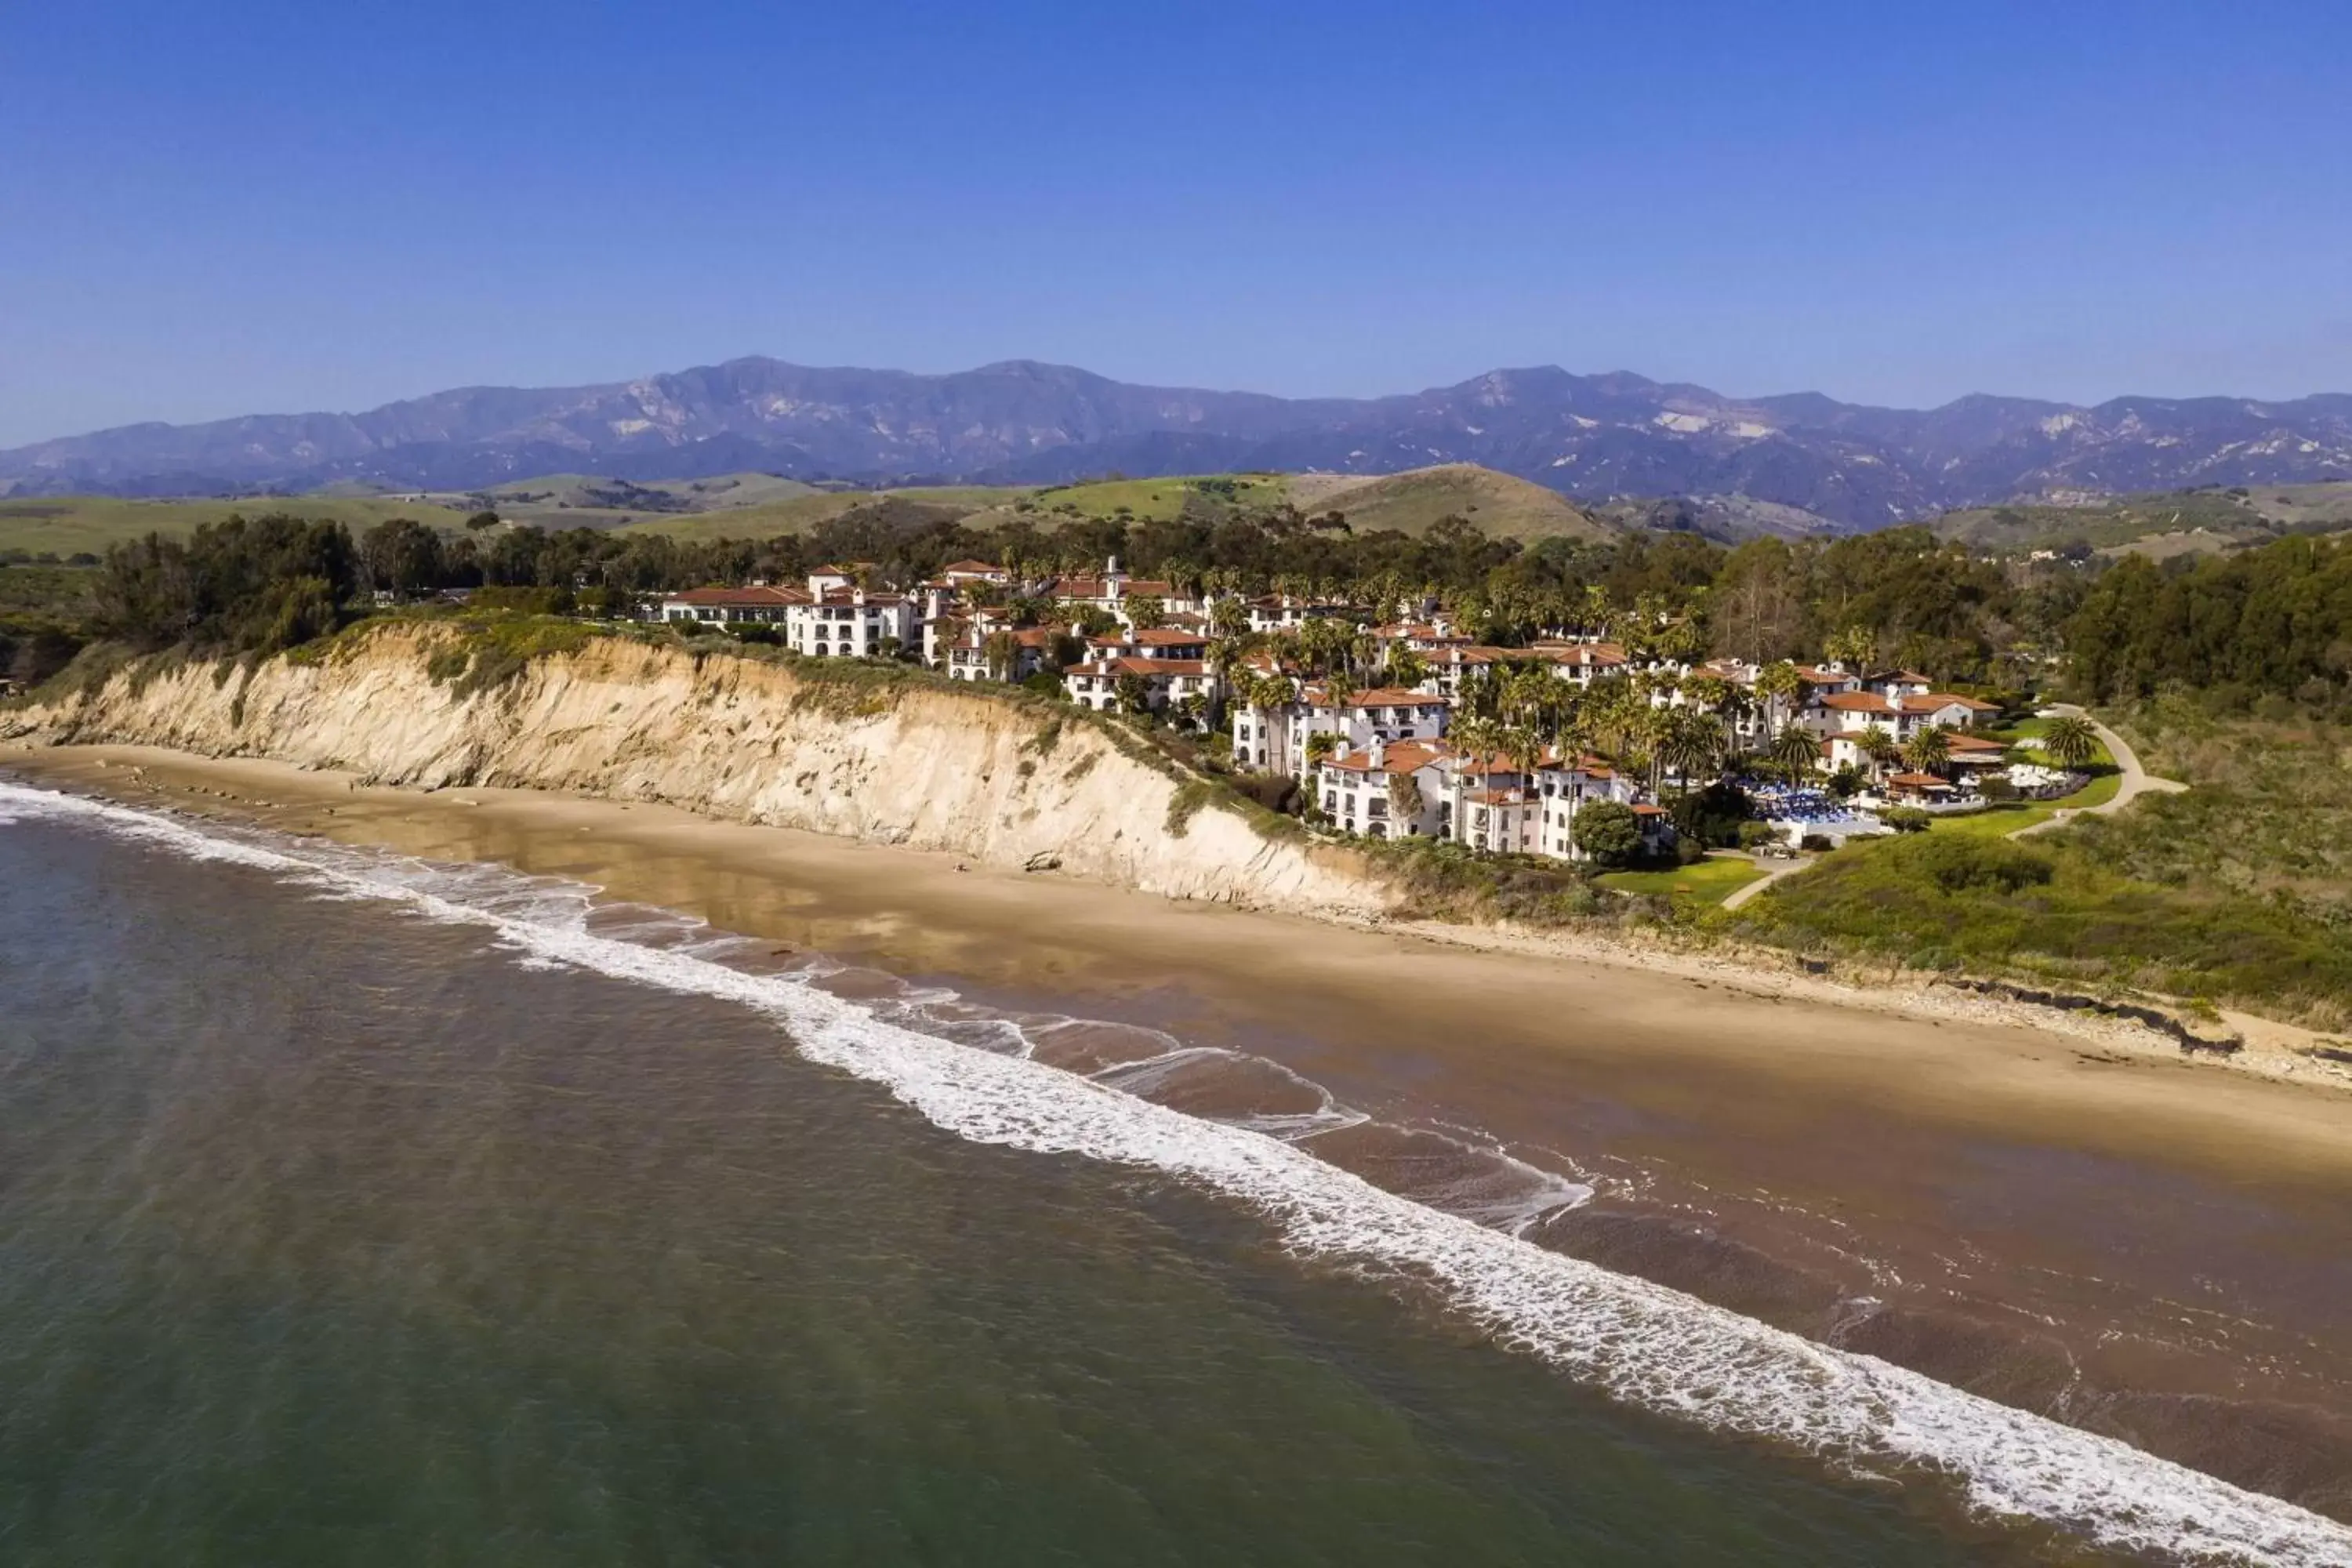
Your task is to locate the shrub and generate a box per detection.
[1165,780,1217,837]
[467,584,574,615]
[1881,805,1932,833]
[1668,779,1751,848]
[1911,837,2055,896]
[1737,820,1781,851]
[1570,800,1642,868]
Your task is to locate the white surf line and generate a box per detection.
[5,779,2348,1568]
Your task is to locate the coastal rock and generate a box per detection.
[14,629,1382,917]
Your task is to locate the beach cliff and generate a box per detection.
[5,626,1383,916]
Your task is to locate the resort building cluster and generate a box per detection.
[654,557,2039,861]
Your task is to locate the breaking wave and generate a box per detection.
[5,778,2347,1567]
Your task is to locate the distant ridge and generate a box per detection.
[4,356,2348,528]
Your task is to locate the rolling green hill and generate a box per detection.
[1288,465,1617,543]
[5,463,1617,558]
[0,494,477,558]
[1930,482,2352,557]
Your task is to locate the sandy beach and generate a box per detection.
[11,742,2347,1168]
[11,741,2352,1518]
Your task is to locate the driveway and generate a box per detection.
[2013,706,2186,837]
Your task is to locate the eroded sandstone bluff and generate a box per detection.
[7,626,1385,915]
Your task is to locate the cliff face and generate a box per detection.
[8,628,1384,916]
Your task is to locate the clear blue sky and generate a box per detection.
[4,0,2349,446]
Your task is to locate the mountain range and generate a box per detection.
[5,358,2349,528]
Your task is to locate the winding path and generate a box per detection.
[1721,708,2187,907]
[2011,706,2186,838]
[1719,851,1806,911]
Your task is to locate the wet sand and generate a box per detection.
[13,742,2352,1521]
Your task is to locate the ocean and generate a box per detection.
[2,779,2346,1566]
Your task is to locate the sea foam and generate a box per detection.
[5,779,2347,1568]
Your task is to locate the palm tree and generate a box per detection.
[1580,584,1612,637]
[1902,725,1952,777]
[1755,659,1803,733]
[1504,724,1546,782]
[1769,721,1821,781]
[1658,710,1723,797]
[1449,716,1503,771]
[2041,713,2099,771]
[1857,724,1900,782]
[1824,624,1877,672]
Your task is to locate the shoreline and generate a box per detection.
[14,739,2352,1527]
[7,739,2350,1171]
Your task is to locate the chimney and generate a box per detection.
[1370,738,1386,771]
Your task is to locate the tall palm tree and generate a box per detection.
[1857,724,1900,782]
[1581,584,1612,637]
[2041,713,2099,771]
[1902,725,1952,777]
[1769,721,1821,781]
[1658,710,1723,797]
[1755,659,1803,733]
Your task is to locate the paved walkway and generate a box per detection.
[2012,706,2186,838]
[1718,851,1807,911]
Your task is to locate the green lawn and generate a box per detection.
[1911,769,2122,838]
[0,495,476,557]
[1890,719,2120,837]
[1597,854,1769,906]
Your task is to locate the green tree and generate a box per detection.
[358,517,446,601]
[2041,713,2099,771]
[1902,725,1952,776]
[1767,721,1820,780]
[1571,799,1643,867]
[1857,724,1900,781]
[1386,769,1425,828]
[1755,659,1803,733]
[1661,710,1725,793]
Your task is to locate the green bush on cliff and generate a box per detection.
[1722,823,2352,1029]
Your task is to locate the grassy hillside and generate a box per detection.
[0,495,477,558]
[379,471,828,531]
[12,463,1619,556]
[1723,699,2352,1031]
[1931,482,2352,557]
[1294,465,1617,543]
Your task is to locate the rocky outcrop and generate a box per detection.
[9,628,1385,916]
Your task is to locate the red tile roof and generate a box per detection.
[1820,691,1897,714]
[1343,687,1445,708]
[1066,658,1211,679]
[1323,741,1448,775]
[665,585,810,607]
